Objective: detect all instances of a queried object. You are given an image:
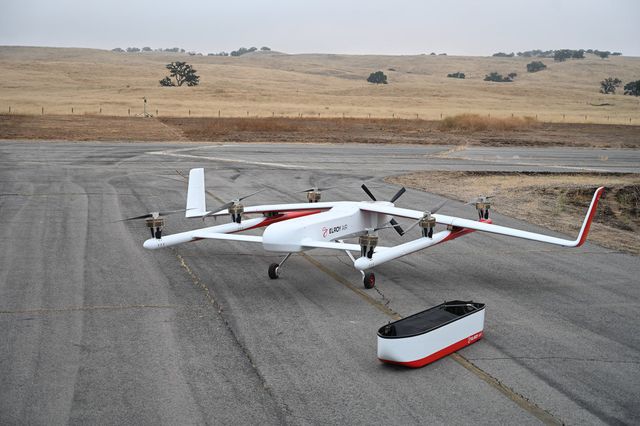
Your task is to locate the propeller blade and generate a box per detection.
[118,212,155,222]
[389,218,404,236]
[404,219,421,234]
[117,208,192,222]
[389,187,406,203]
[238,188,266,201]
[298,185,338,193]
[361,184,377,201]
[203,201,235,217]
[430,200,447,214]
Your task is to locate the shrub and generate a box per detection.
[600,77,622,94]
[260,46,271,51]
[484,72,512,82]
[142,47,152,52]
[508,72,518,79]
[624,81,640,96]
[111,47,124,52]
[447,72,465,79]
[367,71,388,84]
[492,52,515,57]
[126,47,140,53]
[526,61,547,72]
[159,77,174,87]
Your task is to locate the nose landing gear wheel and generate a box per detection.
[268,263,280,279]
[363,272,376,289]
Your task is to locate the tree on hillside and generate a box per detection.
[484,72,512,82]
[624,81,640,96]
[367,71,388,84]
[600,77,621,94]
[111,47,124,52]
[554,49,572,62]
[447,72,465,79]
[159,62,200,87]
[126,47,140,53]
[260,46,271,51]
[526,61,547,72]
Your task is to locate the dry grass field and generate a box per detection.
[2,114,639,147]
[1,46,639,124]
[389,172,640,255]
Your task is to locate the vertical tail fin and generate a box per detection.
[186,168,206,218]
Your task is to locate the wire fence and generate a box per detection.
[2,104,638,125]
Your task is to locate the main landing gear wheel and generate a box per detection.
[268,263,280,279]
[363,272,376,289]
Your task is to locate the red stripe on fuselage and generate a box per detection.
[234,210,323,233]
[379,331,484,368]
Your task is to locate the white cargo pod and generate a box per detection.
[377,300,485,368]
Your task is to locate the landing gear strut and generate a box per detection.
[268,253,292,279]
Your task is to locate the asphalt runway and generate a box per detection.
[1,141,639,425]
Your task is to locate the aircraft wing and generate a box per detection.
[300,239,389,252]
[191,230,263,243]
[358,187,604,248]
[200,201,343,218]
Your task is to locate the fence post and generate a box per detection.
[563,114,565,120]
[156,109,159,116]
[128,108,130,116]
[42,107,44,115]
[188,109,191,116]
[440,113,443,119]
[247,111,249,116]
[218,110,221,118]
[71,107,74,114]
[416,113,419,119]
[585,115,587,121]
[99,107,102,114]
[8,106,10,114]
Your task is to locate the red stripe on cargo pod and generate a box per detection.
[379,331,484,368]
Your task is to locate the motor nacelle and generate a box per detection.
[359,234,378,259]
[419,212,436,238]
[146,217,165,239]
[229,203,244,223]
[306,191,321,203]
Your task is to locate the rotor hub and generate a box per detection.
[306,191,321,203]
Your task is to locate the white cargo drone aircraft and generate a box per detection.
[127,168,604,289]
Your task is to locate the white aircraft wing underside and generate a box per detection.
[192,231,263,243]
[300,239,389,252]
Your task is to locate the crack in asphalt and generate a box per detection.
[0,304,183,315]
[173,249,294,424]
[469,356,640,365]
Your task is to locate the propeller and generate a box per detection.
[361,184,407,235]
[403,200,447,237]
[467,195,493,220]
[117,208,191,222]
[298,185,339,203]
[203,188,266,223]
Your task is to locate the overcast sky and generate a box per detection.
[1,0,639,56]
